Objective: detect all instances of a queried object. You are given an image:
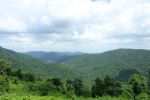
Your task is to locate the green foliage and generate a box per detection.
[73,78,85,96]
[147,70,150,90]
[15,69,24,80]
[129,74,148,100]
[28,79,61,96]
[0,47,74,79]
[116,69,140,82]
[12,77,19,84]
[0,59,11,76]
[51,78,62,90]
[91,78,105,97]
[0,75,9,94]
[1,47,150,100]
[65,79,74,92]
[92,76,122,98]
[64,49,150,82]
[38,81,54,96]
[129,74,147,90]
[24,72,36,82]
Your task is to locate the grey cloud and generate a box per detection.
[27,18,70,33]
[27,18,84,34]
[110,33,150,41]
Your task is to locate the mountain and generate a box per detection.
[1,47,150,83]
[64,49,150,81]
[0,47,74,79]
[26,51,83,63]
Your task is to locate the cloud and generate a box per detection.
[0,17,27,33]
[0,0,150,52]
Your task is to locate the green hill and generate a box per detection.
[64,49,150,81]
[0,47,73,78]
[1,47,150,82]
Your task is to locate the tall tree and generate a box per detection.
[15,69,23,80]
[104,75,122,96]
[65,79,74,92]
[73,78,84,96]
[51,78,62,90]
[148,70,150,90]
[129,74,147,100]
[91,78,104,97]
[0,59,11,76]
[24,72,36,82]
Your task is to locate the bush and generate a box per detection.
[0,75,9,94]
[28,80,56,96]
[129,74,147,100]
[24,72,36,82]
[91,76,122,97]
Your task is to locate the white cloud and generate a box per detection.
[40,15,50,25]
[0,0,150,52]
[0,17,27,32]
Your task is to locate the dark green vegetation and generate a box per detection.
[0,47,74,79]
[1,47,150,99]
[26,51,83,63]
[0,59,150,100]
[1,47,150,84]
[64,49,150,82]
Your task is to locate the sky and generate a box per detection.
[0,0,150,53]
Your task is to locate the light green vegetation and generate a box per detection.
[0,79,149,100]
[0,82,125,100]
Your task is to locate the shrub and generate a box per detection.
[0,75,9,94]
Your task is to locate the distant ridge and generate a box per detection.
[26,51,84,63]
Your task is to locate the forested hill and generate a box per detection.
[1,46,150,82]
[0,47,74,78]
[26,51,83,63]
[64,49,150,81]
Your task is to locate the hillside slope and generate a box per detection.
[26,51,83,63]
[64,49,150,81]
[0,47,73,78]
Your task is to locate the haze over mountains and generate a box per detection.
[26,51,84,63]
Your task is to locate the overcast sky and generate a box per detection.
[0,0,150,53]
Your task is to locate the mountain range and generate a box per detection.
[0,47,150,83]
[0,47,74,79]
[26,51,83,63]
[64,49,150,81]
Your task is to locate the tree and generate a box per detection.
[91,78,104,97]
[73,78,84,96]
[5,67,12,76]
[0,59,11,76]
[65,79,74,92]
[0,75,9,93]
[0,59,10,93]
[24,72,36,82]
[129,74,147,100]
[148,70,150,90]
[103,75,122,96]
[51,78,62,90]
[15,69,23,80]
[38,82,53,96]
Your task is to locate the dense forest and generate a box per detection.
[1,59,150,100]
[1,47,150,100]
